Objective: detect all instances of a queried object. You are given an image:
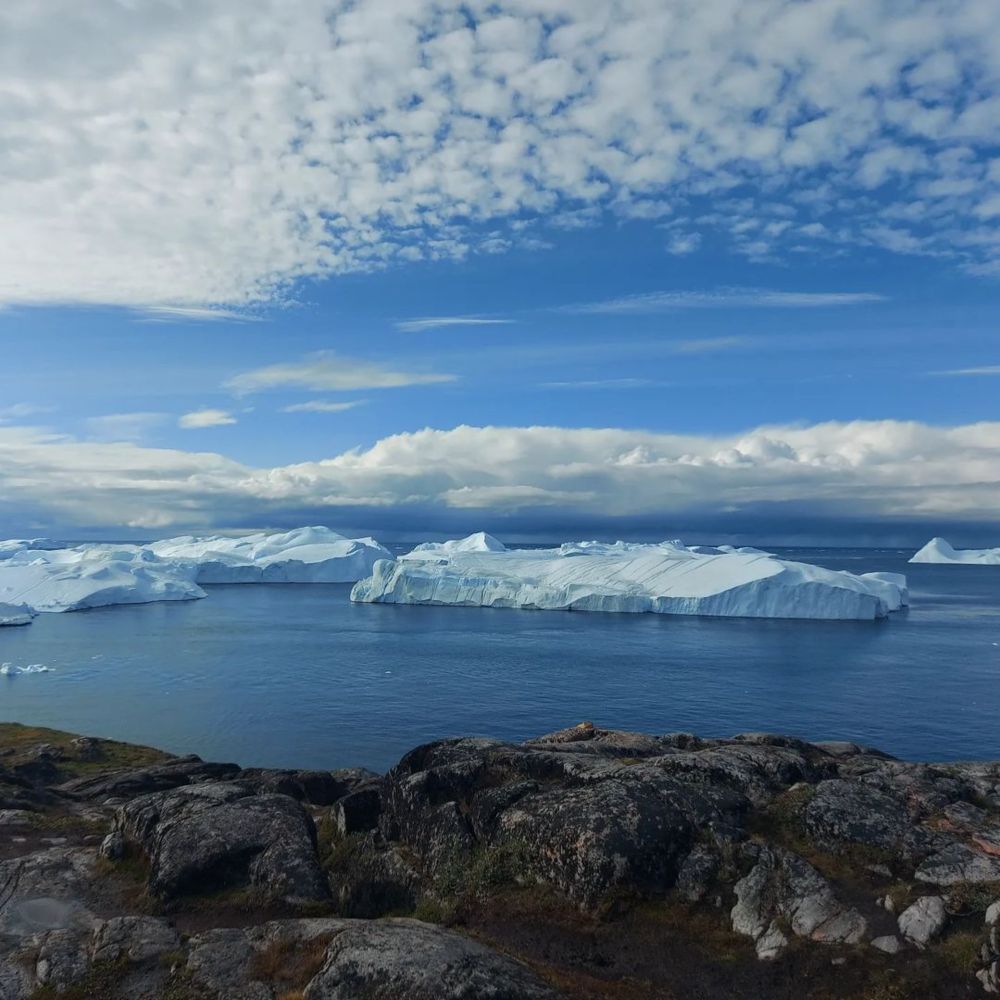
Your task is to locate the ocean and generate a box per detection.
[1,547,998,771]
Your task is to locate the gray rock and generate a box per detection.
[186,926,269,999]
[331,784,381,836]
[302,918,559,999]
[731,846,866,956]
[58,756,240,801]
[898,895,947,947]
[871,935,902,954]
[986,900,1000,926]
[35,927,91,990]
[99,830,125,861]
[915,843,1000,886]
[91,916,180,964]
[114,781,329,903]
[803,778,922,854]
[676,844,719,903]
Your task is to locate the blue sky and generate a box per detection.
[1,0,998,541]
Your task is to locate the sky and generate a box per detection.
[1,0,999,543]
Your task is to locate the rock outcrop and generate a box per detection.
[1,720,999,998]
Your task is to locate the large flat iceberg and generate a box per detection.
[909,537,1000,566]
[148,526,392,583]
[0,546,205,615]
[352,535,907,621]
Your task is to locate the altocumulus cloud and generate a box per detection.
[178,409,238,429]
[1,421,998,531]
[0,0,998,309]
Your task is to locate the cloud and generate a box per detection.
[282,400,366,413]
[563,289,887,314]
[932,365,1000,376]
[225,351,457,394]
[395,317,514,333]
[0,403,54,420]
[671,336,748,354]
[137,306,257,324]
[2,420,999,531]
[0,1,998,308]
[84,412,168,441]
[178,409,238,429]
[665,232,702,256]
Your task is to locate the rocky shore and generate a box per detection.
[1,722,998,999]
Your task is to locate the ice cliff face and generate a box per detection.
[910,537,1000,565]
[352,536,908,622]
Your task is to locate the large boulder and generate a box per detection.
[303,919,559,999]
[113,781,329,903]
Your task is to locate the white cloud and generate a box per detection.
[564,289,887,314]
[225,351,457,394]
[932,365,1000,376]
[178,409,238,429]
[395,317,514,333]
[138,306,258,323]
[2,420,999,530]
[0,1,998,308]
[282,400,366,413]
[671,336,748,354]
[665,232,702,256]
[85,412,168,441]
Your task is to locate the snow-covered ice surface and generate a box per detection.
[0,538,62,560]
[0,546,205,614]
[353,535,908,621]
[909,537,1000,566]
[149,526,392,583]
[408,531,507,555]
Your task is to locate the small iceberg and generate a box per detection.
[0,602,34,627]
[352,535,908,622]
[909,538,1000,566]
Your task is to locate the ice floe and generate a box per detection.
[0,662,51,675]
[352,535,907,622]
[909,537,1000,566]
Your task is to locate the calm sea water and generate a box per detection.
[1,548,998,771]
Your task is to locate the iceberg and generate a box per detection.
[352,537,908,622]
[148,526,392,583]
[408,531,507,555]
[909,537,1000,566]
[0,602,34,627]
[0,546,205,614]
[0,538,62,560]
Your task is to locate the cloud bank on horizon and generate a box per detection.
[2,420,999,535]
[1,0,999,309]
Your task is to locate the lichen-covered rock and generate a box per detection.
[57,755,240,801]
[91,916,180,964]
[302,919,559,999]
[731,846,866,958]
[915,843,1000,886]
[113,781,329,903]
[898,896,947,947]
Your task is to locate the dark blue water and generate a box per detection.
[2,548,998,771]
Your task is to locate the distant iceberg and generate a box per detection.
[0,538,62,560]
[149,526,393,583]
[352,535,908,622]
[0,545,205,615]
[408,532,507,555]
[909,537,1000,566]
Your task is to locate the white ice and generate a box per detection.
[0,662,50,675]
[0,545,205,615]
[0,602,34,627]
[352,535,908,621]
[148,526,392,583]
[407,532,507,555]
[909,537,1000,566]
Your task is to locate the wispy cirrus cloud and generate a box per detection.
[931,365,1000,376]
[562,289,888,315]
[85,412,168,441]
[282,400,367,413]
[0,403,54,420]
[137,306,258,324]
[178,409,238,429]
[395,317,515,333]
[225,352,457,394]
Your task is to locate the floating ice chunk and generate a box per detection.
[0,602,34,626]
[909,537,1000,566]
[1,663,51,675]
[148,526,392,583]
[353,539,907,622]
